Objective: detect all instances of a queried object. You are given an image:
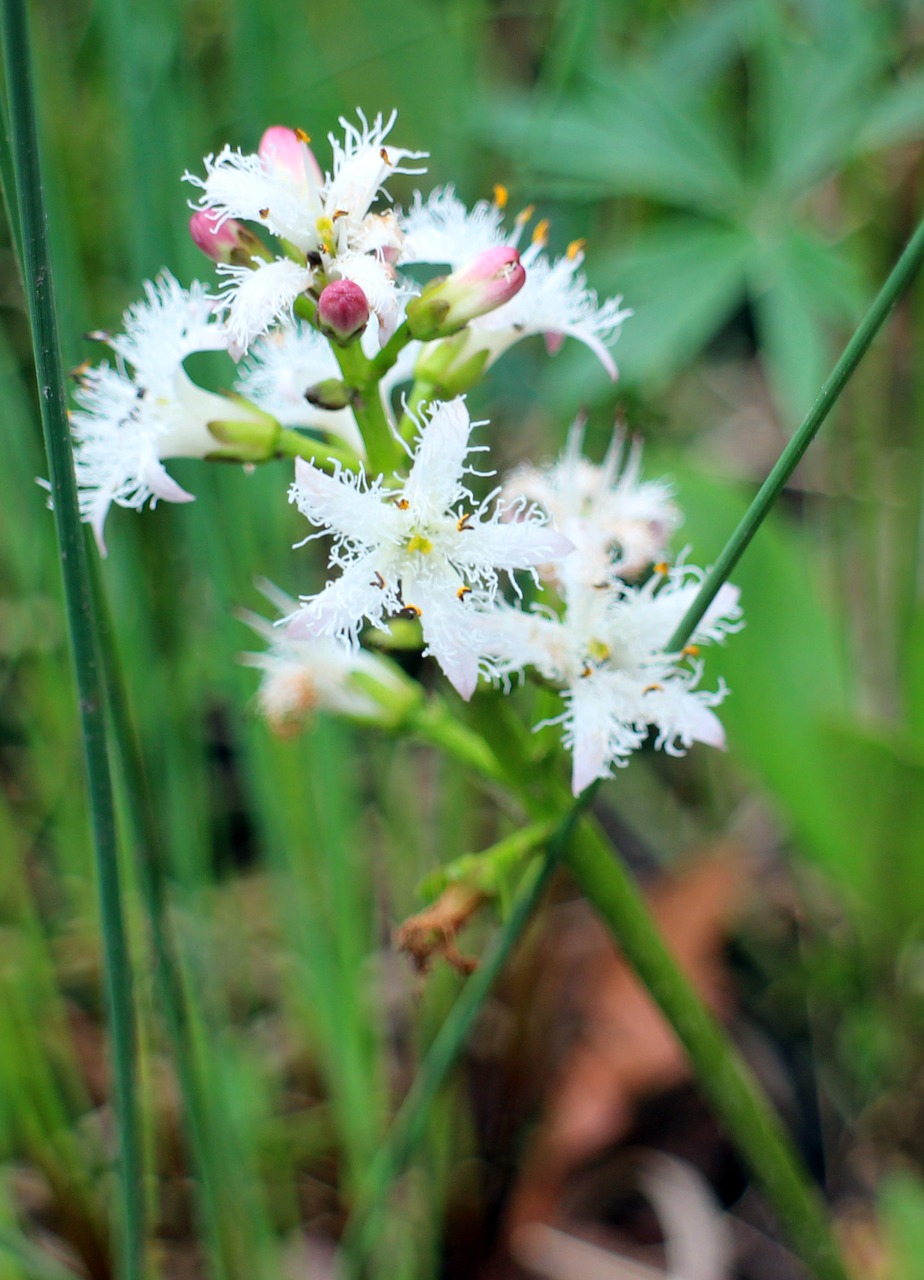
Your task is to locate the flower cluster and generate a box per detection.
[68,106,740,792]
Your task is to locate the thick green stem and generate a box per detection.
[669,210,924,651]
[333,341,403,474]
[0,2,143,1276]
[563,830,850,1280]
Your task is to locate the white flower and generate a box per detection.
[240,584,412,731]
[285,397,574,699]
[215,258,315,355]
[489,563,742,795]
[186,111,426,350]
[69,273,261,553]
[503,423,680,588]
[400,186,631,377]
[235,321,363,452]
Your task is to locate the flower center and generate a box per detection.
[407,532,434,555]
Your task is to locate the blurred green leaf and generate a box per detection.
[879,1171,924,1280]
[595,218,751,383]
[751,233,834,427]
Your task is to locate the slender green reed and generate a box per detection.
[0,2,143,1276]
[668,212,924,652]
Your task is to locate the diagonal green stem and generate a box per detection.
[340,788,596,1277]
[563,826,849,1280]
[669,211,924,652]
[0,3,143,1277]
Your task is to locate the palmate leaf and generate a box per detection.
[747,5,887,197]
[594,218,751,384]
[481,66,744,214]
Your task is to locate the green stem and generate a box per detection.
[276,426,361,471]
[368,322,414,380]
[669,210,924,652]
[563,830,850,1280]
[333,341,402,474]
[0,2,143,1277]
[340,789,594,1276]
[88,561,236,1280]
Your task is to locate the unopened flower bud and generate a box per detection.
[317,279,370,344]
[304,378,354,411]
[189,210,272,266]
[406,246,525,341]
[259,125,324,189]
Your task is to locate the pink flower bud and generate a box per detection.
[406,246,525,341]
[189,210,271,267]
[317,279,371,344]
[259,125,323,188]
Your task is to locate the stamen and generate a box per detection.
[84,329,110,342]
[395,497,410,510]
[654,561,669,576]
[567,238,586,260]
[295,128,311,144]
[515,203,535,226]
[70,359,92,380]
[457,585,471,600]
[531,219,550,247]
[682,644,700,657]
[642,683,664,694]
[401,603,422,618]
[493,183,509,209]
[380,147,391,165]
[371,570,386,589]
[456,512,473,532]
[259,208,270,219]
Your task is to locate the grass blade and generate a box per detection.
[0,1,144,1276]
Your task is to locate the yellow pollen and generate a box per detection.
[70,359,92,380]
[531,218,550,246]
[395,497,410,510]
[581,665,593,678]
[403,603,422,618]
[332,208,348,221]
[682,644,700,657]
[515,203,535,225]
[654,561,669,575]
[493,183,509,209]
[642,682,664,694]
[457,586,471,600]
[380,147,391,165]
[315,215,335,252]
[407,533,433,554]
[295,128,311,144]
[456,512,473,532]
[567,238,586,260]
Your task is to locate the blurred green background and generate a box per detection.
[4,0,924,1276]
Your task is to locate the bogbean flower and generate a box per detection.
[240,585,419,733]
[285,397,574,699]
[489,563,742,795]
[400,185,631,380]
[502,424,681,589]
[185,111,426,351]
[69,273,273,554]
